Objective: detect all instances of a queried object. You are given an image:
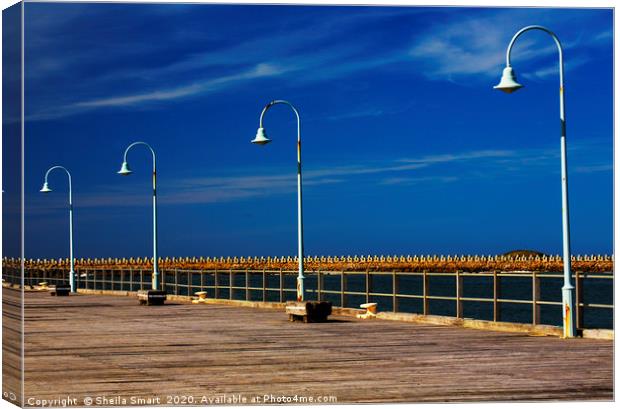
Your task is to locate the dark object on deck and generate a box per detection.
[286,301,332,323]
[137,290,167,306]
[51,284,71,296]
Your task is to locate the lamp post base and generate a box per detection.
[137,290,167,306]
[562,286,576,338]
[69,271,76,294]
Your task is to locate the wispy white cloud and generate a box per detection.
[574,164,612,174]
[23,7,423,122]
[23,63,286,121]
[325,100,417,122]
[26,141,610,215]
[380,176,459,186]
[408,15,532,80]
[74,63,285,108]
[408,10,611,81]
[23,7,611,124]
[521,56,590,80]
[398,149,515,165]
[46,148,516,210]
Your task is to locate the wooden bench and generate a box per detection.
[51,284,71,297]
[286,301,332,323]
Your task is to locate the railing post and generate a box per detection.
[140,270,144,291]
[575,271,583,329]
[229,269,233,300]
[279,268,284,302]
[262,269,266,303]
[532,271,540,325]
[340,271,346,308]
[365,269,370,304]
[188,271,192,296]
[200,269,205,292]
[215,269,220,299]
[456,270,463,319]
[245,269,250,301]
[120,268,124,292]
[317,270,323,302]
[493,271,500,322]
[172,269,176,294]
[129,267,133,292]
[161,268,166,293]
[423,270,429,315]
[392,270,398,313]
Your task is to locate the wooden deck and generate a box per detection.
[4,288,614,404]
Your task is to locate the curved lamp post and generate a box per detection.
[117,142,160,291]
[252,100,305,302]
[494,25,576,338]
[40,165,75,292]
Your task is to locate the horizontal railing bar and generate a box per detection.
[535,300,563,306]
[367,292,396,298]
[579,303,614,309]
[459,297,494,303]
[425,295,456,301]
[497,298,532,304]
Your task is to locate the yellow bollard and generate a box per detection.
[357,302,378,319]
[192,291,208,304]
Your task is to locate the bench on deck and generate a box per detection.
[137,290,167,305]
[286,301,332,323]
[51,284,71,296]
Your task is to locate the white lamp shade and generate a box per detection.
[117,161,133,176]
[494,66,523,93]
[40,182,52,193]
[251,127,272,145]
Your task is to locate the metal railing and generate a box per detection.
[3,267,613,330]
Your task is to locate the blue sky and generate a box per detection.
[5,3,613,259]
